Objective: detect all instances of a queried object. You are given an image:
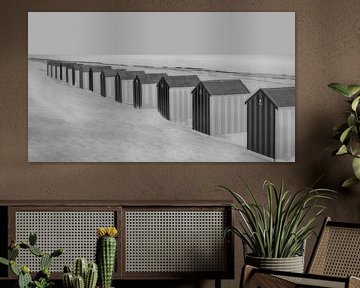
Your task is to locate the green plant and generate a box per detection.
[96,227,118,288]
[219,178,334,258]
[0,232,63,288]
[328,83,360,187]
[62,259,98,288]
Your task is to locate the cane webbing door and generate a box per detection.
[122,206,233,279]
[11,207,117,274]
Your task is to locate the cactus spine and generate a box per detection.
[96,227,118,288]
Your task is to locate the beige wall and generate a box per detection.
[1,1,360,287]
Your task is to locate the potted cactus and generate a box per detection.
[96,227,118,288]
[0,232,63,288]
[62,258,98,288]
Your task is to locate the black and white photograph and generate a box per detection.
[28,12,295,162]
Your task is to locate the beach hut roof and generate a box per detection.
[246,87,295,108]
[103,69,127,77]
[201,79,250,95]
[89,65,112,72]
[73,64,84,70]
[136,73,167,84]
[117,71,145,80]
[163,75,200,87]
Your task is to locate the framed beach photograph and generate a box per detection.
[28,12,295,162]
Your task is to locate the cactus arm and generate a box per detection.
[8,246,19,260]
[10,260,20,276]
[63,272,74,288]
[0,257,9,266]
[74,258,88,279]
[85,262,98,288]
[18,271,32,288]
[41,253,52,270]
[29,246,44,257]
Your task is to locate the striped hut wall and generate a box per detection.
[105,77,116,101]
[121,80,135,105]
[209,94,249,135]
[169,87,194,123]
[61,66,67,82]
[275,107,295,161]
[56,66,61,80]
[141,84,158,108]
[51,66,56,78]
[74,70,81,88]
[67,67,73,86]
[83,72,89,90]
[93,72,102,94]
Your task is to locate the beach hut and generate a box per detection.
[89,66,112,94]
[80,65,92,90]
[133,73,167,108]
[66,63,75,86]
[56,62,62,80]
[192,79,250,136]
[51,62,57,79]
[116,71,145,104]
[73,64,84,88]
[46,61,51,77]
[100,69,126,99]
[157,75,200,122]
[246,87,295,160]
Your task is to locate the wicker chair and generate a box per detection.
[241,217,360,288]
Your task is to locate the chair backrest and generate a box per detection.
[307,217,360,277]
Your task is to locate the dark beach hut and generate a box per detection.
[56,62,62,80]
[157,75,200,122]
[100,69,126,99]
[133,73,167,108]
[46,61,51,77]
[89,66,112,94]
[61,62,69,82]
[116,71,146,104]
[192,79,250,136]
[246,87,295,160]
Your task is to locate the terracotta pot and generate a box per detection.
[245,254,304,273]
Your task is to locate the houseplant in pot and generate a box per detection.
[219,178,334,273]
[328,82,360,187]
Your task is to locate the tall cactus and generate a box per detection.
[96,227,118,288]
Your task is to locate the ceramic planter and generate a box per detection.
[245,254,305,273]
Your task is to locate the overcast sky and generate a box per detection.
[28,12,294,55]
